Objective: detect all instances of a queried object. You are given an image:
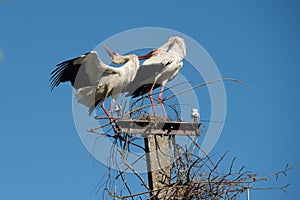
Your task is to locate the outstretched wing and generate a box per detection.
[49,51,111,91]
[49,52,90,90]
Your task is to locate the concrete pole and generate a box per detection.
[144,134,171,199]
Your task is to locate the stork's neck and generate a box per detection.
[123,54,138,62]
[158,37,186,57]
[120,54,139,82]
[112,54,138,65]
[123,54,139,68]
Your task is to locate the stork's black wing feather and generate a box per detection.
[49,53,91,91]
[130,83,161,98]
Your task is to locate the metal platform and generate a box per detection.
[116,119,201,136]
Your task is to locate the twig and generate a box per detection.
[163,78,252,101]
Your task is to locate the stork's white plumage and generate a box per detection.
[123,36,186,118]
[50,47,140,118]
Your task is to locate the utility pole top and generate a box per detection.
[116,118,201,199]
[116,119,201,136]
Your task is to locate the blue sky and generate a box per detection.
[1,0,299,199]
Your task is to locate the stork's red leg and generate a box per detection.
[101,93,117,135]
[108,100,120,137]
[108,100,115,124]
[101,93,110,118]
[148,81,157,117]
[158,84,166,119]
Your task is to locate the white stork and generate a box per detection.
[123,36,186,118]
[50,46,148,121]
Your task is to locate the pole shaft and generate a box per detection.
[144,135,171,199]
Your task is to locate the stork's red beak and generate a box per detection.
[138,49,157,60]
[104,45,117,58]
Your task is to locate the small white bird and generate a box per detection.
[123,36,186,118]
[50,46,146,119]
[191,108,200,122]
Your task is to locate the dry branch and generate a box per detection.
[88,79,294,200]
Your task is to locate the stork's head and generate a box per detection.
[104,45,125,65]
